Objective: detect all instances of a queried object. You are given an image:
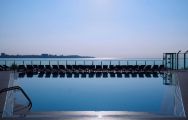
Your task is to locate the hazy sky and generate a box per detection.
[0,0,188,58]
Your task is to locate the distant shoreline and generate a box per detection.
[0,53,95,58]
[0,56,95,58]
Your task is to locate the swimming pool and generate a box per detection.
[7,72,185,118]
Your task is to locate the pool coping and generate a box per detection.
[0,71,188,120]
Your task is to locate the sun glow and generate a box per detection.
[95,0,111,5]
[91,0,114,9]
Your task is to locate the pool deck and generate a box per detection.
[0,71,188,120]
[0,71,12,116]
[176,71,188,118]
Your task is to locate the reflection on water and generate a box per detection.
[18,72,161,78]
[11,72,185,117]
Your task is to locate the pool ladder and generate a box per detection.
[0,86,32,110]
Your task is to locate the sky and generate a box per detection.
[0,0,188,58]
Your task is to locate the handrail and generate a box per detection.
[0,86,32,110]
[0,59,164,66]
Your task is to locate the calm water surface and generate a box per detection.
[14,74,182,116]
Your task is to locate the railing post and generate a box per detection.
[184,50,188,69]
[177,50,181,70]
[165,53,167,68]
[173,54,174,69]
[184,53,186,69]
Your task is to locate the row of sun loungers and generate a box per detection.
[16,64,165,73]
[0,65,9,71]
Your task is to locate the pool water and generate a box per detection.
[14,73,185,117]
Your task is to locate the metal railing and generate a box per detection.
[163,52,188,70]
[0,59,164,67]
[0,86,32,110]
